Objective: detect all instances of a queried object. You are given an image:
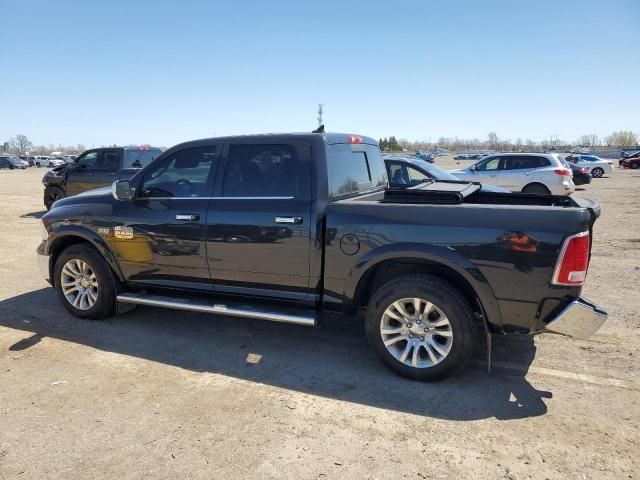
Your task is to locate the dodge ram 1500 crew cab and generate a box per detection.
[37,132,607,380]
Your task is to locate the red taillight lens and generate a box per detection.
[552,232,590,286]
[348,135,363,144]
[554,168,571,176]
[578,168,587,174]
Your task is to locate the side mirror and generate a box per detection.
[112,180,133,200]
[469,165,477,172]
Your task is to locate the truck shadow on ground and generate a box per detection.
[1,288,551,421]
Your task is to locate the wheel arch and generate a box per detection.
[521,182,550,194]
[348,244,503,332]
[47,229,124,286]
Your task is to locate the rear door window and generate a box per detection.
[504,156,546,170]
[124,149,162,169]
[221,144,298,197]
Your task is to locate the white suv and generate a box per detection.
[449,153,575,195]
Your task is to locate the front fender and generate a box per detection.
[45,225,124,282]
[346,242,503,330]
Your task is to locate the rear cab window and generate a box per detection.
[124,148,162,169]
[327,142,387,198]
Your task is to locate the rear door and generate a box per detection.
[205,140,312,300]
[66,149,120,195]
[499,155,548,191]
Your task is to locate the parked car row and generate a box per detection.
[0,155,29,169]
[564,155,613,178]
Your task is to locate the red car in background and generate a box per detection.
[619,151,640,169]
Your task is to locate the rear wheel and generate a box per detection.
[591,167,604,178]
[44,186,65,210]
[630,163,639,170]
[53,244,116,319]
[365,274,478,381]
[521,183,550,195]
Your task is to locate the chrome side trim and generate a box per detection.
[544,297,607,340]
[116,293,316,327]
[139,196,295,200]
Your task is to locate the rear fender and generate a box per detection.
[346,242,503,330]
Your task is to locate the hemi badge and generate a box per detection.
[97,227,110,235]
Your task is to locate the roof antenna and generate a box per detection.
[312,124,325,134]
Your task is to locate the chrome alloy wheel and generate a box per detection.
[380,298,453,368]
[60,259,99,310]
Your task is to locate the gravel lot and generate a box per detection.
[1,161,638,479]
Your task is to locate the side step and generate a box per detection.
[116,292,316,327]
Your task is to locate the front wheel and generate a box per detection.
[591,167,604,178]
[365,274,478,381]
[44,186,65,210]
[631,162,640,170]
[53,244,116,319]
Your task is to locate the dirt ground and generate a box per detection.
[0,161,638,480]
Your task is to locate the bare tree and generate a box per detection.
[9,134,33,154]
[487,132,499,151]
[605,131,638,148]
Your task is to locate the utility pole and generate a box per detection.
[317,104,324,127]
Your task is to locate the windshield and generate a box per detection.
[410,158,459,180]
[123,149,162,169]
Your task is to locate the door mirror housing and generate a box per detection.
[469,165,477,172]
[112,180,133,200]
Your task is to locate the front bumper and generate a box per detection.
[38,253,51,284]
[544,297,607,340]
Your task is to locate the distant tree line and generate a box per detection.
[3,131,638,157]
[380,130,639,153]
[1,134,86,155]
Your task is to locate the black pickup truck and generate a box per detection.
[37,132,607,380]
[42,145,162,209]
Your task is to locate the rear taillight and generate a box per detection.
[554,168,571,176]
[348,135,363,144]
[578,168,587,174]
[552,231,590,286]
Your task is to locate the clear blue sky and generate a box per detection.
[1,0,638,148]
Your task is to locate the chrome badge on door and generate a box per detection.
[114,226,134,239]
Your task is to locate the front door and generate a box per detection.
[472,155,504,188]
[110,145,219,289]
[205,141,312,300]
[66,149,120,196]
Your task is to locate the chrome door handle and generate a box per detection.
[176,214,200,221]
[275,216,303,225]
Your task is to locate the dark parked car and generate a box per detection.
[560,158,592,186]
[0,156,28,169]
[384,155,509,192]
[38,132,607,381]
[619,151,640,169]
[42,145,162,209]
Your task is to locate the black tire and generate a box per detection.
[365,274,478,381]
[521,183,550,195]
[36,162,41,168]
[591,167,604,178]
[44,186,65,210]
[631,163,640,170]
[53,244,116,319]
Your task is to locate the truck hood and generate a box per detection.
[50,186,112,210]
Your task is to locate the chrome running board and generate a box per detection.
[116,292,316,327]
